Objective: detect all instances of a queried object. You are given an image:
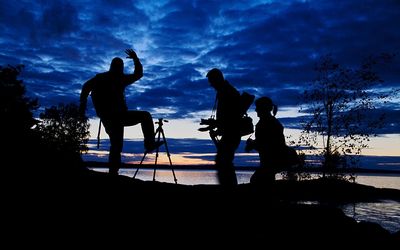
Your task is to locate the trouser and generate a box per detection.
[250,167,276,185]
[250,154,280,185]
[101,111,155,175]
[215,132,241,187]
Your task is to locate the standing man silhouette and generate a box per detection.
[79,49,162,176]
[206,68,242,187]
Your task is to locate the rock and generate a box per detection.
[19,168,399,244]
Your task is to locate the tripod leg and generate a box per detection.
[133,152,147,179]
[161,129,178,184]
[153,129,162,181]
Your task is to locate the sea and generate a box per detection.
[90,167,400,234]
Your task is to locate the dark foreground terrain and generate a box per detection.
[15,166,400,246]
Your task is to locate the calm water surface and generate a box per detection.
[93,168,400,233]
[115,168,400,189]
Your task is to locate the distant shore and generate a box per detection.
[84,160,400,174]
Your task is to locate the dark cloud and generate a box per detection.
[1,0,399,133]
[40,1,79,37]
[289,107,400,135]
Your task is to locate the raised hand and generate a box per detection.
[125,49,137,59]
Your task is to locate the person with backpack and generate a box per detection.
[245,96,300,185]
[79,49,163,176]
[205,68,243,187]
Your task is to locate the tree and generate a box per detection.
[1,64,89,178]
[35,103,90,160]
[0,65,38,141]
[299,53,396,178]
[0,64,40,171]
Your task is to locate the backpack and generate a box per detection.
[238,91,255,136]
[239,91,255,116]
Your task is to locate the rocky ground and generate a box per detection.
[14,167,400,246]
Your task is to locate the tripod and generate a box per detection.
[133,118,178,184]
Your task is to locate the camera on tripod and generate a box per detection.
[134,117,177,184]
[155,118,168,126]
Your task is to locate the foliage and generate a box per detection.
[1,64,89,175]
[0,65,38,138]
[281,135,312,181]
[35,103,90,156]
[298,53,396,177]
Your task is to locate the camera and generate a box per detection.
[245,138,255,152]
[198,118,217,132]
[200,118,216,125]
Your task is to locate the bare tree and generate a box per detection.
[299,53,397,178]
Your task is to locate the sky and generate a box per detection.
[1,0,399,162]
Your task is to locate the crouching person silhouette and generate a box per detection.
[79,49,163,176]
[245,96,299,185]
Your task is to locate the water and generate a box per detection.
[117,168,400,189]
[339,200,400,234]
[92,168,400,233]
[353,173,400,190]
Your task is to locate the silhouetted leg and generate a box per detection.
[102,119,124,176]
[250,167,275,185]
[251,155,277,185]
[215,134,241,187]
[123,110,155,150]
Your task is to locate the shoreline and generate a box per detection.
[84,160,400,174]
[24,163,400,242]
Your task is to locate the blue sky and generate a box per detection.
[1,0,399,158]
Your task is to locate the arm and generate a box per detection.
[123,49,143,86]
[79,77,95,117]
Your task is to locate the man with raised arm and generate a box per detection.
[79,49,162,175]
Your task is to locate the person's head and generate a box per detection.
[206,68,224,89]
[255,96,277,117]
[109,57,124,75]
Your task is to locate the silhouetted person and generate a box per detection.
[246,96,299,185]
[79,49,162,176]
[206,68,242,187]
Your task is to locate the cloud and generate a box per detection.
[1,0,399,131]
[287,107,400,135]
